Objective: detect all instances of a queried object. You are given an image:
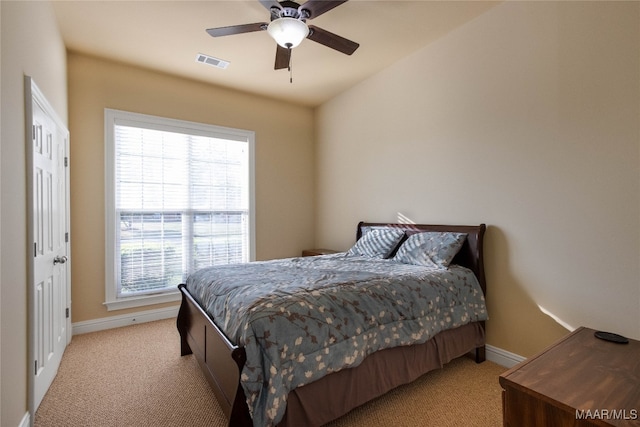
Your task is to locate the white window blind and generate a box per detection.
[105,109,255,309]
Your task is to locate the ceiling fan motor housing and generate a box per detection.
[271,1,309,21]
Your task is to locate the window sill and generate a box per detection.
[104,291,181,311]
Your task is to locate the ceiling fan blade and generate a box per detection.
[307,25,359,55]
[299,0,348,19]
[206,22,267,38]
[259,0,282,12]
[275,45,291,70]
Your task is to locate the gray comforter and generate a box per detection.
[185,253,487,427]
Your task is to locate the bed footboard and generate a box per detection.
[177,284,252,427]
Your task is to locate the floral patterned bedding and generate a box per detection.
[185,253,488,427]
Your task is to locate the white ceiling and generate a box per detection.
[52,0,499,107]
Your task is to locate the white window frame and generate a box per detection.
[104,109,255,310]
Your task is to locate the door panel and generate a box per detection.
[27,77,70,412]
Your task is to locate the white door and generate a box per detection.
[27,77,71,412]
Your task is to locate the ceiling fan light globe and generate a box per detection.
[267,17,309,49]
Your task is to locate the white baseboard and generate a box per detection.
[19,411,30,427]
[72,305,180,335]
[486,344,526,368]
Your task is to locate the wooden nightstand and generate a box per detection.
[499,327,640,426]
[301,248,339,257]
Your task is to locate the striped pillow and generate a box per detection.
[393,232,467,269]
[347,228,405,259]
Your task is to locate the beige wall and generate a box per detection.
[1,1,68,425]
[2,1,639,424]
[315,1,640,357]
[68,53,315,323]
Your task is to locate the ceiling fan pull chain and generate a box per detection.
[289,47,293,83]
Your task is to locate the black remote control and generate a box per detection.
[594,331,629,344]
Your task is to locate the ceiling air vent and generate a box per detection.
[196,53,229,70]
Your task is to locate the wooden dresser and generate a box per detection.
[499,327,640,426]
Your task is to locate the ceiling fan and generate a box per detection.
[206,0,359,70]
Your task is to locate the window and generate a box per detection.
[105,109,255,310]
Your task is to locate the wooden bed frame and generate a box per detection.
[176,222,487,427]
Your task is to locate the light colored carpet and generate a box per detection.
[35,318,505,426]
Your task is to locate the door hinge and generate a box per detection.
[65,308,70,319]
[65,232,69,243]
[35,360,38,375]
[64,157,68,167]
[34,242,37,257]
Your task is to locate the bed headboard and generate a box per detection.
[356,221,487,296]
